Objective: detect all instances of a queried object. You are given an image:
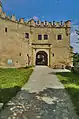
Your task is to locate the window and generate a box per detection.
[58,35,62,40]
[25,33,29,39]
[52,53,54,56]
[19,53,21,56]
[16,61,18,63]
[5,27,7,32]
[38,35,42,40]
[44,34,48,40]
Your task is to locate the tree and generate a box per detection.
[73,53,79,66]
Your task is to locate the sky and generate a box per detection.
[1,0,79,53]
[1,0,78,21]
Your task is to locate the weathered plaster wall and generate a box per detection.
[0,18,31,67]
[0,16,71,68]
[30,24,71,68]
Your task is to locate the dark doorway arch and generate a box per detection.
[36,51,48,65]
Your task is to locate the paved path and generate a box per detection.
[22,66,65,92]
[0,66,78,119]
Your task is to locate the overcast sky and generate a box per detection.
[1,0,79,53]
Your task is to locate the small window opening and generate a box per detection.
[19,53,21,56]
[58,35,62,40]
[16,61,18,63]
[25,33,29,39]
[5,27,7,32]
[38,35,42,40]
[52,53,54,56]
[44,34,48,40]
[66,33,68,36]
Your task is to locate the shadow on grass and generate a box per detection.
[65,87,79,116]
[18,66,35,69]
[56,72,79,116]
[56,72,79,85]
[0,86,21,107]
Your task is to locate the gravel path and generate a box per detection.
[0,66,78,119]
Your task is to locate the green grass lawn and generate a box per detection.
[56,71,79,116]
[0,67,33,105]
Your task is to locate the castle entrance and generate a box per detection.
[36,51,48,65]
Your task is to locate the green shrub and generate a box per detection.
[73,53,79,66]
[73,53,79,74]
[74,66,79,74]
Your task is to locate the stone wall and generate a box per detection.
[0,4,72,68]
[0,18,31,68]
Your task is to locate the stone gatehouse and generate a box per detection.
[0,2,73,68]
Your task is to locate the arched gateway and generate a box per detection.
[36,51,48,65]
